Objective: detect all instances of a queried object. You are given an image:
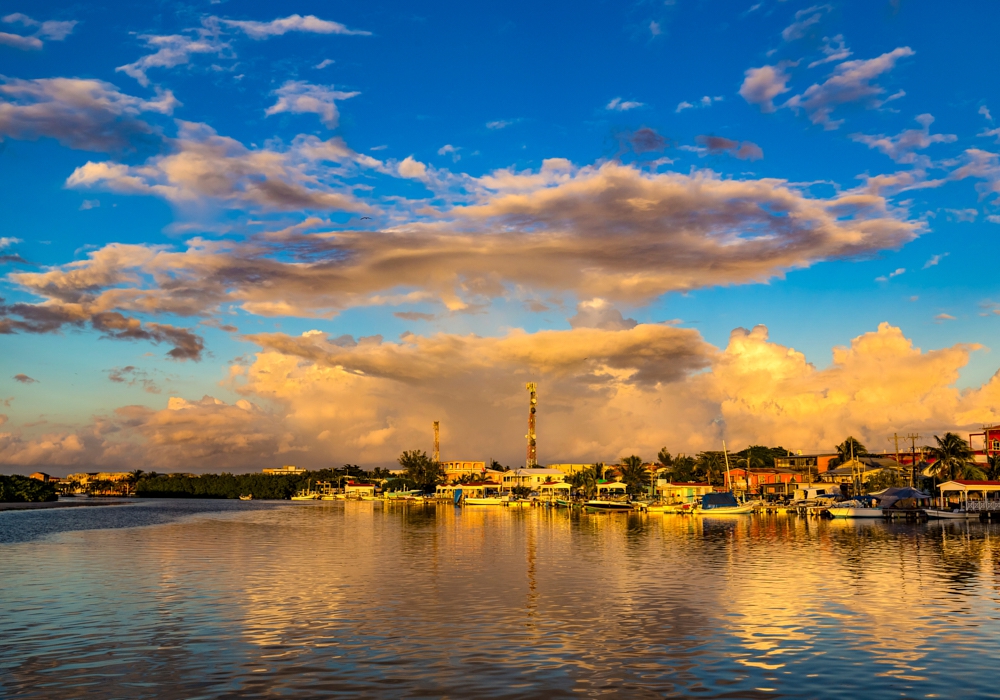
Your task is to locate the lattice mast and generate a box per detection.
[433,421,440,463]
[525,383,538,467]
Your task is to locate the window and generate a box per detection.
[992,440,1000,450]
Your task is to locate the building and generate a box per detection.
[344,482,376,498]
[773,453,838,474]
[441,460,486,482]
[819,457,903,486]
[657,481,713,505]
[262,465,306,475]
[548,463,593,476]
[501,468,565,491]
[29,472,61,483]
[970,425,1000,463]
[725,467,804,497]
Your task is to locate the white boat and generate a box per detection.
[584,500,634,512]
[696,492,757,515]
[465,497,504,505]
[925,508,979,520]
[827,501,882,518]
[697,502,757,515]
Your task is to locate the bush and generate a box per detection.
[0,475,59,502]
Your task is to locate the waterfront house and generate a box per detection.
[262,465,306,475]
[656,481,713,505]
[773,452,838,476]
[548,463,593,476]
[725,468,804,497]
[938,480,1000,512]
[969,424,1000,464]
[345,481,376,498]
[501,468,565,491]
[441,460,486,483]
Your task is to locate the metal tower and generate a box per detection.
[433,421,440,463]
[525,383,537,467]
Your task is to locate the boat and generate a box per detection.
[291,482,319,501]
[925,508,979,519]
[239,494,253,501]
[465,496,504,505]
[827,500,882,518]
[647,502,695,514]
[584,500,634,512]
[696,492,756,515]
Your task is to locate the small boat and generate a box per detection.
[697,492,756,515]
[925,508,979,520]
[465,496,504,505]
[827,497,881,518]
[584,500,634,512]
[239,494,253,501]
[647,503,695,514]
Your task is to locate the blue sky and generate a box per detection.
[2,0,1000,470]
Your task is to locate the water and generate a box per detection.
[2,500,999,699]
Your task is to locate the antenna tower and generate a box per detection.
[433,421,440,463]
[525,383,537,467]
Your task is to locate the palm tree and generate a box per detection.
[830,437,867,468]
[927,432,976,482]
[618,455,649,496]
[988,453,1000,481]
[656,447,673,468]
[568,464,601,499]
[696,452,724,487]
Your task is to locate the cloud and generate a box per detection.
[739,64,792,113]
[935,313,956,322]
[79,199,100,210]
[117,30,229,87]
[781,4,831,42]
[12,373,36,383]
[950,148,1000,200]
[676,96,722,113]
[7,160,920,354]
[923,253,948,269]
[945,208,977,222]
[486,119,516,130]
[393,311,436,321]
[66,121,373,212]
[606,97,643,111]
[649,20,662,37]
[265,80,359,128]
[850,114,956,164]
[0,13,76,50]
[0,77,178,152]
[808,34,851,68]
[6,323,999,469]
[621,127,668,155]
[784,47,915,129]
[0,237,22,249]
[695,135,764,161]
[568,299,637,331]
[315,58,335,70]
[107,365,161,393]
[875,267,905,282]
[437,144,461,162]
[220,14,370,39]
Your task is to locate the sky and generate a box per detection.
[2,0,1000,473]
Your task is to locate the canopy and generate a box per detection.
[598,481,627,491]
[539,482,571,490]
[876,486,930,509]
[702,492,738,509]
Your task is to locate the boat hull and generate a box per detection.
[584,500,634,512]
[925,508,979,519]
[465,497,503,505]
[828,507,883,518]
[697,503,756,515]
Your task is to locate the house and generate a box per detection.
[263,465,306,475]
[819,457,903,486]
[969,425,1000,464]
[344,482,376,498]
[938,480,1000,510]
[548,463,593,476]
[773,453,839,474]
[29,472,52,482]
[501,468,565,491]
[656,481,713,505]
[441,460,486,482]
[724,467,804,496]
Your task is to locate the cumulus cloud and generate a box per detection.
[568,299,637,330]
[606,97,643,111]
[850,114,956,164]
[0,77,178,152]
[5,323,999,469]
[12,373,36,383]
[739,64,792,113]
[220,14,370,39]
[117,30,229,87]
[265,80,359,128]
[0,13,76,50]
[66,121,373,212]
[1,159,918,350]
[695,135,764,160]
[784,47,915,129]
[950,149,1000,200]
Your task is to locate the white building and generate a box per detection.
[501,468,566,491]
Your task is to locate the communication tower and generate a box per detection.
[433,421,440,463]
[525,383,537,467]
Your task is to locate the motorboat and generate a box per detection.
[584,500,634,512]
[925,508,979,520]
[464,496,504,505]
[696,492,756,515]
[827,500,882,518]
[646,503,695,514]
[239,494,253,501]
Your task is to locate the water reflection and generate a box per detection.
[2,502,1000,698]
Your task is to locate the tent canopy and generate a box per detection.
[598,481,627,491]
[875,486,930,509]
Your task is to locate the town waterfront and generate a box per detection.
[3,500,1000,698]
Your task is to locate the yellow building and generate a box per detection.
[441,460,485,482]
[501,468,566,491]
[547,463,593,476]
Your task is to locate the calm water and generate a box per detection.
[2,500,999,699]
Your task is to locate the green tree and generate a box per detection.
[618,455,649,495]
[927,433,982,481]
[830,437,868,468]
[656,447,673,468]
[568,464,602,499]
[398,450,444,493]
[489,459,510,472]
[988,453,1000,480]
[696,451,725,486]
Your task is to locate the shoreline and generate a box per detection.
[0,499,135,512]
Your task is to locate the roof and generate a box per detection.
[940,480,1000,490]
[662,482,711,487]
[510,468,564,475]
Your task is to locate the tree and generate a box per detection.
[398,450,444,492]
[695,452,724,486]
[988,453,1000,481]
[568,464,601,499]
[489,459,510,472]
[927,433,984,481]
[618,455,649,495]
[830,437,868,468]
[656,447,673,468]
[670,455,698,482]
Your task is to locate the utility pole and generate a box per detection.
[525,383,538,468]
[433,421,440,463]
[888,433,902,468]
[905,433,920,487]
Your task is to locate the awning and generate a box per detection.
[598,481,627,490]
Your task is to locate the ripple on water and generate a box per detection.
[2,502,1000,698]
